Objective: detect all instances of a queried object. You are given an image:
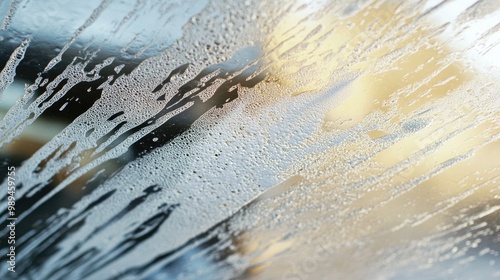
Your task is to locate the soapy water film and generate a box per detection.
[0,0,499,279]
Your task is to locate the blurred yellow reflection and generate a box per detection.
[243,1,499,277]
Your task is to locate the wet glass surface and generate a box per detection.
[0,0,499,279]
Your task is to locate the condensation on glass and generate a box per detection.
[0,0,498,279]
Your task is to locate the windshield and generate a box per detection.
[0,0,499,279]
